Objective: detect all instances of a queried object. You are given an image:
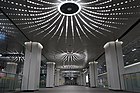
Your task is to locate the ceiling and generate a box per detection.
[0,0,140,72]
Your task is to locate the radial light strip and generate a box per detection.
[36,14,61,36]
[80,11,118,29]
[76,14,104,35]
[29,12,59,33]
[50,16,65,39]
[41,25,56,39]
[74,15,89,39]
[75,26,82,41]
[80,0,100,5]
[65,16,68,41]
[0,0,139,41]
[71,16,74,40]
[58,27,64,41]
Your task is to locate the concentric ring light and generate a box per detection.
[58,1,81,16]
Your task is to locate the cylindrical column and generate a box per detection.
[77,76,80,85]
[55,69,60,87]
[104,41,124,90]
[46,62,55,88]
[89,62,98,88]
[83,73,86,86]
[6,62,17,74]
[80,73,83,85]
[21,42,43,91]
[60,75,65,85]
[59,74,62,85]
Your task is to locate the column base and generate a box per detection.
[90,86,96,88]
[21,89,39,92]
[46,87,54,88]
[109,89,124,91]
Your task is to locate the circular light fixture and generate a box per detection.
[58,1,81,16]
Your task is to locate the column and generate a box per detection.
[46,62,55,88]
[59,72,65,85]
[77,76,80,85]
[59,74,62,85]
[83,73,86,86]
[104,41,124,90]
[89,62,98,87]
[55,69,60,87]
[6,62,17,74]
[21,42,43,91]
[60,75,65,85]
[80,73,83,85]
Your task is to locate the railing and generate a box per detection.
[123,72,140,92]
[97,72,108,88]
[0,72,22,93]
[40,80,46,88]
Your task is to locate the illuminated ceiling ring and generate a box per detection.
[58,1,81,16]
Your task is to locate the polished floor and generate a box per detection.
[20,86,132,93]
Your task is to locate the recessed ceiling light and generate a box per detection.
[7,62,18,65]
[0,54,2,57]
[58,1,81,16]
[94,61,98,64]
[126,62,129,64]
[134,59,138,61]
[132,48,136,51]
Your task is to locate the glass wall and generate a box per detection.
[123,37,140,66]
[97,54,108,88]
[0,10,26,92]
[122,35,140,92]
[86,73,89,87]
[124,72,140,92]
[98,74,108,88]
[0,72,22,93]
[40,62,47,88]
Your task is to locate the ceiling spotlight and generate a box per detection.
[134,59,138,61]
[132,48,136,51]
[7,62,18,65]
[123,55,125,57]
[94,61,98,64]
[58,1,81,16]
[71,77,74,80]
[0,54,2,57]
[126,62,129,64]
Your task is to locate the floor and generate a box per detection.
[19,86,133,93]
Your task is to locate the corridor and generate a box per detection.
[20,86,131,93]
[0,0,140,93]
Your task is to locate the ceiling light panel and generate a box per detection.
[47,49,85,63]
[0,0,139,41]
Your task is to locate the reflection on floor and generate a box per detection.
[19,86,131,93]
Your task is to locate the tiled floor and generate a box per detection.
[19,85,133,93]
